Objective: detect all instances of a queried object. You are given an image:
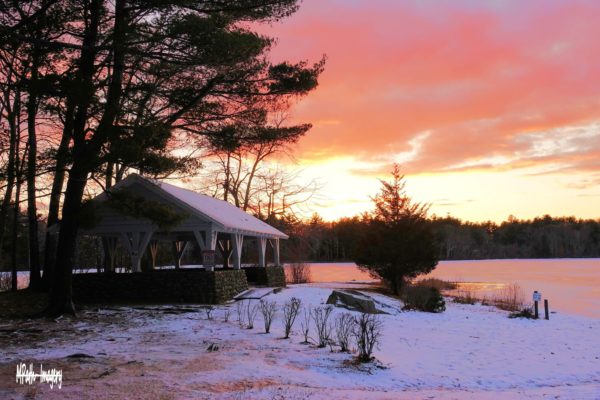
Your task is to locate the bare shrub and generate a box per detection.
[259,299,277,333]
[205,306,214,320]
[246,301,259,329]
[401,285,446,313]
[236,301,246,327]
[300,307,311,344]
[335,313,355,352]
[282,297,302,339]
[353,312,383,363]
[311,306,333,348]
[0,272,11,292]
[327,328,337,352]
[509,307,535,319]
[286,262,312,284]
[494,283,525,312]
[223,309,231,323]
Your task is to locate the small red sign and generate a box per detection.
[202,250,216,267]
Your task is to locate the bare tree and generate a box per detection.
[201,114,320,222]
[253,166,318,222]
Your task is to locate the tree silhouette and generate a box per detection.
[354,164,438,294]
[1,0,324,316]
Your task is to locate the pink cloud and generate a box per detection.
[261,0,600,174]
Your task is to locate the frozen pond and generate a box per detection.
[304,259,600,318]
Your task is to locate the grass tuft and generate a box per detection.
[414,278,458,291]
[452,290,478,305]
[493,283,525,312]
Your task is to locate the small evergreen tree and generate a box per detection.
[354,164,438,294]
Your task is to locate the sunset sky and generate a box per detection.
[259,0,600,222]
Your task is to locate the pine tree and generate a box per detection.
[354,164,438,294]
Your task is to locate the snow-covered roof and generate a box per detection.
[155,179,288,239]
[112,174,288,239]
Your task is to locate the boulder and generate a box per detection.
[326,290,388,314]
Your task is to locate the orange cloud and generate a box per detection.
[263,0,600,176]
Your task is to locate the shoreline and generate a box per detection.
[1,284,598,399]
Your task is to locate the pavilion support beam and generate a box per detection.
[102,237,118,274]
[271,238,280,266]
[232,233,244,270]
[148,240,159,271]
[193,229,217,252]
[120,230,154,272]
[218,239,232,269]
[257,238,267,267]
[171,240,188,269]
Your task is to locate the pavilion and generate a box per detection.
[81,173,288,272]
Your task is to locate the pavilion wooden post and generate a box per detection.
[258,238,267,267]
[272,238,280,266]
[218,239,232,268]
[171,241,188,269]
[120,230,154,272]
[232,233,244,270]
[102,236,118,273]
[148,240,159,270]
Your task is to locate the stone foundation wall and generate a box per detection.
[243,266,286,287]
[73,269,248,304]
[213,269,250,303]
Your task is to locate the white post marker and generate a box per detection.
[533,291,541,319]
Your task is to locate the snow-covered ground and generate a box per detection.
[1,285,599,399]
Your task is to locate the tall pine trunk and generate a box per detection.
[47,160,88,314]
[10,138,22,292]
[10,182,21,291]
[41,103,73,290]
[46,0,102,316]
[26,47,42,290]
[0,91,19,262]
[47,0,128,316]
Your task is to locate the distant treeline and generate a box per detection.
[279,214,600,262]
[3,210,599,272]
